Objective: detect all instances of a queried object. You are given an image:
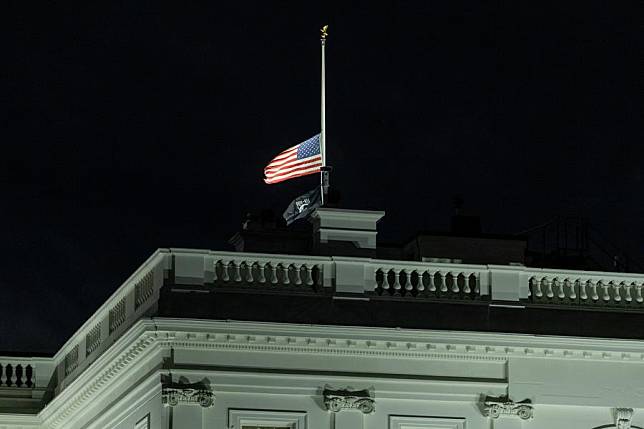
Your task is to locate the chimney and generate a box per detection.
[310,208,385,258]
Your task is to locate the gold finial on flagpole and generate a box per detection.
[320,25,328,41]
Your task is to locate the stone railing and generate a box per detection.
[526,268,644,308]
[0,357,54,391]
[0,359,36,388]
[169,249,333,291]
[40,248,644,398]
[370,260,488,300]
[210,253,328,291]
[52,249,170,393]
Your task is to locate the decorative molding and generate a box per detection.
[228,409,307,429]
[161,381,214,408]
[34,319,644,428]
[43,332,157,429]
[153,319,644,364]
[615,408,633,429]
[135,414,150,429]
[323,387,375,414]
[153,331,507,364]
[480,395,533,420]
[389,415,466,429]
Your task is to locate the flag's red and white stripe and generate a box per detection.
[263,145,322,184]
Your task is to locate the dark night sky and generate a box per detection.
[3,2,643,353]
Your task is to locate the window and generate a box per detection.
[228,409,306,429]
[135,414,150,429]
[389,416,466,429]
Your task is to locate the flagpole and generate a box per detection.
[320,25,330,206]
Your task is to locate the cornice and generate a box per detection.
[40,321,159,429]
[153,318,644,363]
[88,373,161,429]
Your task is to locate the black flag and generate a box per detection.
[283,188,321,226]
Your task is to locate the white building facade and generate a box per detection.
[2,210,644,429]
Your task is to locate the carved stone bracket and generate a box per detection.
[162,381,215,408]
[480,395,533,420]
[323,387,375,414]
[615,408,633,429]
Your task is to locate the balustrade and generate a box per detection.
[41,248,644,396]
[64,345,79,376]
[85,323,102,357]
[109,297,127,334]
[528,272,644,308]
[372,262,483,299]
[135,271,155,309]
[0,361,35,388]
[212,257,322,290]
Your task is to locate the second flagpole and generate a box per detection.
[320,25,330,206]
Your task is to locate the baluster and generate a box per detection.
[428,271,436,292]
[416,271,425,292]
[305,265,314,286]
[463,273,471,294]
[438,272,448,293]
[533,278,543,298]
[0,364,4,386]
[293,264,302,285]
[474,273,480,295]
[8,365,16,387]
[258,264,267,283]
[392,269,401,291]
[580,280,588,300]
[233,262,242,282]
[554,278,564,299]
[451,273,460,293]
[623,283,632,303]
[600,282,610,302]
[568,279,577,300]
[402,270,411,291]
[25,365,36,389]
[636,284,644,303]
[381,270,391,290]
[281,265,290,285]
[589,280,599,301]
[245,263,254,282]
[544,278,554,298]
[213,261,219,281]
[612,282,621,302]
[15,365,22,387]
[269,264,278,284]
[221,261,230,282]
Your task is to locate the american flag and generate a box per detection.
[263,134,322,184]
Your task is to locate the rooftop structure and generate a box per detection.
[2,208,644,428]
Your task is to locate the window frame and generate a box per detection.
[389,415,466,429]
[135,413,150,429]
[228,409,307,429]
